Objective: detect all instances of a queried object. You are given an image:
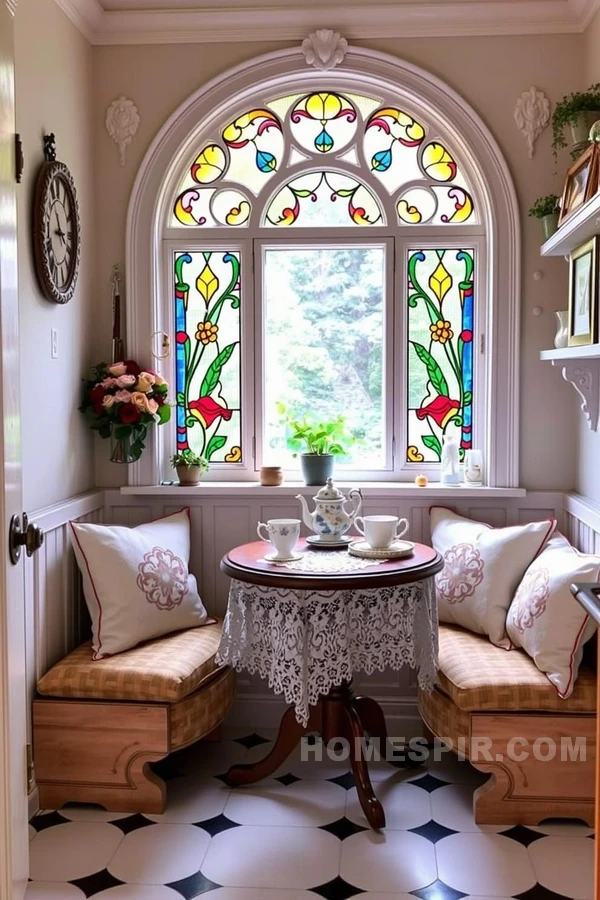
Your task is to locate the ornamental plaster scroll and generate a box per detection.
[514,86,550,159]
[558,360,600,431]
[301,29,348,70]
[105,96,141,167]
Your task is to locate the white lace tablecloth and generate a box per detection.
[216,576,438,726]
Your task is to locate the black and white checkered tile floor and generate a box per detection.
[27,729,594,900]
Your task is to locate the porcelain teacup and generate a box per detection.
[354,515,409,549]
[257,519,301,559]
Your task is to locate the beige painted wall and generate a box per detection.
[15,0,95,509]
[92,34,584,489]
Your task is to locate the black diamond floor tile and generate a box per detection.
[233,732,270,750]
[327,771,355,790]
[166,869,221,898]
[515,886,573,900]
[410,819,457,843]
[500,824,545,846]
[275,772,301,786]
[112,813,154,834]
[312,875,364,899]
[411,879,468,900]
[193,813,240,836]
[69,868,124,897]
[30,811,70,832]
[410,773,449,793]
[319,816,367,840]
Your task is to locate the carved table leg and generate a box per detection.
[223,705,321,787]
[344,701,386,829]
[354,694,424,770]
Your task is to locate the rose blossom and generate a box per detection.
[108,363,127,377]
[116,374,137,388]
[130,391,149,411]
[102,395,116,408]
[101,377,118,388]
[147,397,159,415]
[115,389,132,403]
[153,373,167,387]
[136,373,155,393]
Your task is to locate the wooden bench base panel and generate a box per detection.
[33,699,169,814]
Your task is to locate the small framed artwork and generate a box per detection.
[568,236,598,346]
[559,144,599,226]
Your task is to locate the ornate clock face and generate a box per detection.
[33,161,81,304]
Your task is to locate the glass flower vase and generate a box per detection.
[110,431,137,464]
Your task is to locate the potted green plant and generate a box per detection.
[170,451,209,486]
[282,411,354,485]
[552,84,600,160]
[528,194,561,240]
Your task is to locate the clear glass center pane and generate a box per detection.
[263,245,386,468]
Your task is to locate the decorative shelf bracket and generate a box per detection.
[553,359,600,431]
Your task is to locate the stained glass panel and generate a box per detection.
[222,109,284,194]
[172,187,252,227]
[290,92,357,154]
[406,248,474,463]
[265,171,383,226]
[396,186,474,226]
[174,251,241,463]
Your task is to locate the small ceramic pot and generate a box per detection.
[541,213,559,240]
[176,464,204,486]
[570,111,600,152]
[260,466,283,486]
[300,453,334,486]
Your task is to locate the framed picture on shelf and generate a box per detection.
[558,144,599,225]
[568,236,598,346]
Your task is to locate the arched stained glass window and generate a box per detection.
[166,84,484,475]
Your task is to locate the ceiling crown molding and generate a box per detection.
[53,0,600,45]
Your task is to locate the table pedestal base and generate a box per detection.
[224,681,399,829]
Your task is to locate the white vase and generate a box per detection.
[554,310,569,349]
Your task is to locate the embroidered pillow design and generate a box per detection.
[137,547,189,610]
[510,566,550,633]
[436,543,484,603]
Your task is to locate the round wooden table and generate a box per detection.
[218,539,443,829]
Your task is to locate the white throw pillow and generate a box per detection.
[430,507,556,648]
[70,509,209,658]
[506,532,599,696]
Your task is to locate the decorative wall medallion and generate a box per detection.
[514,86,550,159]
[105,96,140,167]
[301,29,348,70]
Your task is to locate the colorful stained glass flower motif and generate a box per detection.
[265,171,383,226]
[290,92,357,154]
[364,107,425,192]
[222,109,284,193]
[173,187,251,227]
[174,251,241,463]
[406,249,474,463]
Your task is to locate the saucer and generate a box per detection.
[348,539,415,560]
[263,551,304,564]
[306,534,352,550]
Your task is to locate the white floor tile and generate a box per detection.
[529,835,595,900]
[145,776,229,823]
[201,825,340,889]
[426,751,488,786]
[340,831,436,892]
[225,779,346,827]
[108,824,210,884]
[345,782,431,830]
[531,820,594,836]
[92,888,183,900]
[351,894,417,900]
[172,738,248,778]
[25,885,85,899]
[436,832,537,896]
[29,822,123,882]
[430,783,507,832]
[261,738,354,781]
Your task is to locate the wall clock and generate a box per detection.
[33,134,81,304]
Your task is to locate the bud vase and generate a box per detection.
[110,432,136,464]
[554,310,569,349]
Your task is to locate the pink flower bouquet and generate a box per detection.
[80,360,171,461]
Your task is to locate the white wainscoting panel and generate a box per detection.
[103,489,565,732]
[565,492,600,554]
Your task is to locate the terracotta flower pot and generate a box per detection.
[176,464,204,486]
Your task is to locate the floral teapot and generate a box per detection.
[296,478,363,542]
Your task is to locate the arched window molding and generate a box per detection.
[126,44,520,487]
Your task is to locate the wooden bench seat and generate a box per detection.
[419,624,596,826]
[33,622,235,814]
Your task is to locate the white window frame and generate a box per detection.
[126,46,520,487]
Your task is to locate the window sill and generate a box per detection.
[120,482,526,499]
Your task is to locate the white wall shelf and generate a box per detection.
[540,193,600,257]
[540,346,600,430]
